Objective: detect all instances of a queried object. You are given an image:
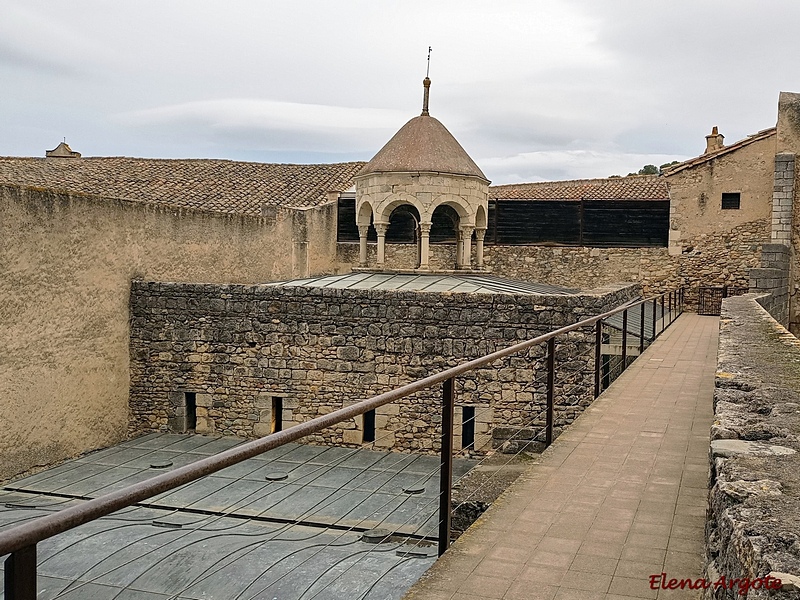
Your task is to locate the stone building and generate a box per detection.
[2,84,800,479]
[129,275,637,454]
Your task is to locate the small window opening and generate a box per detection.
[271,397,283,433]
[185,392,197,432]
[722,192,740,210]
[461,406,475,450]
[363,409,376,443]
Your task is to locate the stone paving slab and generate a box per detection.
[404,313,718,600]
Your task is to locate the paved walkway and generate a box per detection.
[405,313,719,600]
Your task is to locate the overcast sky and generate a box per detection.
[1,1,797,184]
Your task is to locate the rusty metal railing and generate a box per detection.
[0,288,684,599]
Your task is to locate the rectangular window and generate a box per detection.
[363,409,376,443]
[271,397,283,433]
[461,406,475,450]
[722,192,741,210]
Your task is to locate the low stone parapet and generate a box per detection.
[706,293,800,598]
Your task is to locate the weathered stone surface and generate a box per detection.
[705,295,800,599]
[711,439,797,458]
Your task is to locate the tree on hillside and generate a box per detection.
[627,161,681,176]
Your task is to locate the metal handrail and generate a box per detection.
[0,287,684,596]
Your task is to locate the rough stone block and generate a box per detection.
[374,431,395,448]
[253,422,272,437]
[342,430,362,445]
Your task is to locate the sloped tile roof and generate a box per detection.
[661,127,776,176]
[357,115,488,181]
[0,157,367,215]
[488,174,669,201]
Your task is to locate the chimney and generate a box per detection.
[704,126,724,154]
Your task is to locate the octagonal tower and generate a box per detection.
[354,78,490,271]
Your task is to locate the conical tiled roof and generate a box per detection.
[357,79,488,182]
[358,115,487,181]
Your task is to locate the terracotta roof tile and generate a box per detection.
[0,157,367,215]
[488,175,669,201]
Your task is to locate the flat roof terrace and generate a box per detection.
[0,436,474,599]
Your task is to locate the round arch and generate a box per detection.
[430,204,460,243]
[475,204,488,230]
[386,204,420,244]
[356,201,374,228]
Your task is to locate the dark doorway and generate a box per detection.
[272,397,283,433]
[185,392,197,432]
[363,409,376,443]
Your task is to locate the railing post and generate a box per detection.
[546,338,555,447]
[668,291,673,325]
[594,321,602,398]
[660,295,665,335]
[438,377,455,557]
[5,545,36,600]
[672,291,676,322]
[652,297,657,340]
[621,309,628,371]
[639,302,645,355]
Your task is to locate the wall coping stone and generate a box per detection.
[706,294,800,598]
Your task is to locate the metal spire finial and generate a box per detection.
[426,46,432,77]
[422,46,432,116]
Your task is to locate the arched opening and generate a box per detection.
[357,202,378,241]
[430,205,460,243]
[386,204,420,244]
[475,204,487,230]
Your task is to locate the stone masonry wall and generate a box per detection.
[751,244,791,327]
[706,295,800,598]
[337,216,768,314]
[129,282,638,454]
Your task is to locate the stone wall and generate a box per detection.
[750,244,791,327]
[0,185,338,481]
[129,282,639,454]
[679,218,769,311]
[666,133,775,257]
[706,295,800,598]
[339,224,767,314]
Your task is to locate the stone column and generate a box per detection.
[475,228,486,269]
[375,223,388,268]
[419,222,432,270]
[358,226,369,267]
[455,229,463,269]
[460,226,474,270]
